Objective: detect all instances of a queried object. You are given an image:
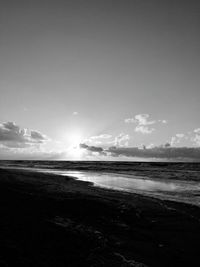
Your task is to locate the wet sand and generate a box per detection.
[0,168,200,267]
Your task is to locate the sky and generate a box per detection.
[0,0,200,160]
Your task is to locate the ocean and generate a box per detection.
[1,160,200,206]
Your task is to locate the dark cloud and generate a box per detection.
[30,130,47,141]
[80,142,200,160]
[79,143,103,153]
[0,121,48,148]
[107,146,200,160]
[79,143,89,149]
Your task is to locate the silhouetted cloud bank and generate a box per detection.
[80,143,200,161]
[79,143,104,153]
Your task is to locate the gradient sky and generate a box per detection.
[0,0,200,159]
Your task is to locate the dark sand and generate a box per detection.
[0,168,200,267]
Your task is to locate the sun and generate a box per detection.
[65,132,85,159]
[68,133,82,147]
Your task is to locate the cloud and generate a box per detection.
[194,128,200,134]
[176,134,185,138]
[159,119,167,124]
[79,141,200,161]
[107,146,200,160]
[125,114,155,125]
[125,114,165,134]
[90,134,112,140]
[192,128,200,146]
[83,134,112,146]
[79,128,200,160]
[170,133,186,146]
[73,111,78,115]
[113,133,130,147]
[169,129,200,147]
[135,114,156,126]
[31,130,47,141]
[0,121,48,148]
[125,114,167,134]
[125,114,167,125]
[84,133,129,148]
[135,125,155,134]
[79,143,104,153]
[146,143,155,149]
[193,135,200,146]
[124,118,136,123]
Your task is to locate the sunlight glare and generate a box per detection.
[69,133,82,147]
[66,132,84,159]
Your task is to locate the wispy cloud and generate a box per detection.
[83,133,112,146]
[170,133,185,146]
[125,114,157,125]
[192,128,200,146]
[135,125,155,134]
[124,118,136,123]
[194,128,200,134]
[135,114,156,125]
[193,135,200,146]
[169,129,200,147]
[159,119,167,124]
[125,114,166,134]
[90,134,112,140]
[113,133,130,147]
[84,133,129,147]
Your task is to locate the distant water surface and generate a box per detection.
[44,170,200,206]
[1,160,200,206]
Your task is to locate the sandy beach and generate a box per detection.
[0,167,200,267]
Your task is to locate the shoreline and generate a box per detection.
[0,168,200,266]
[2,166,200,207]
